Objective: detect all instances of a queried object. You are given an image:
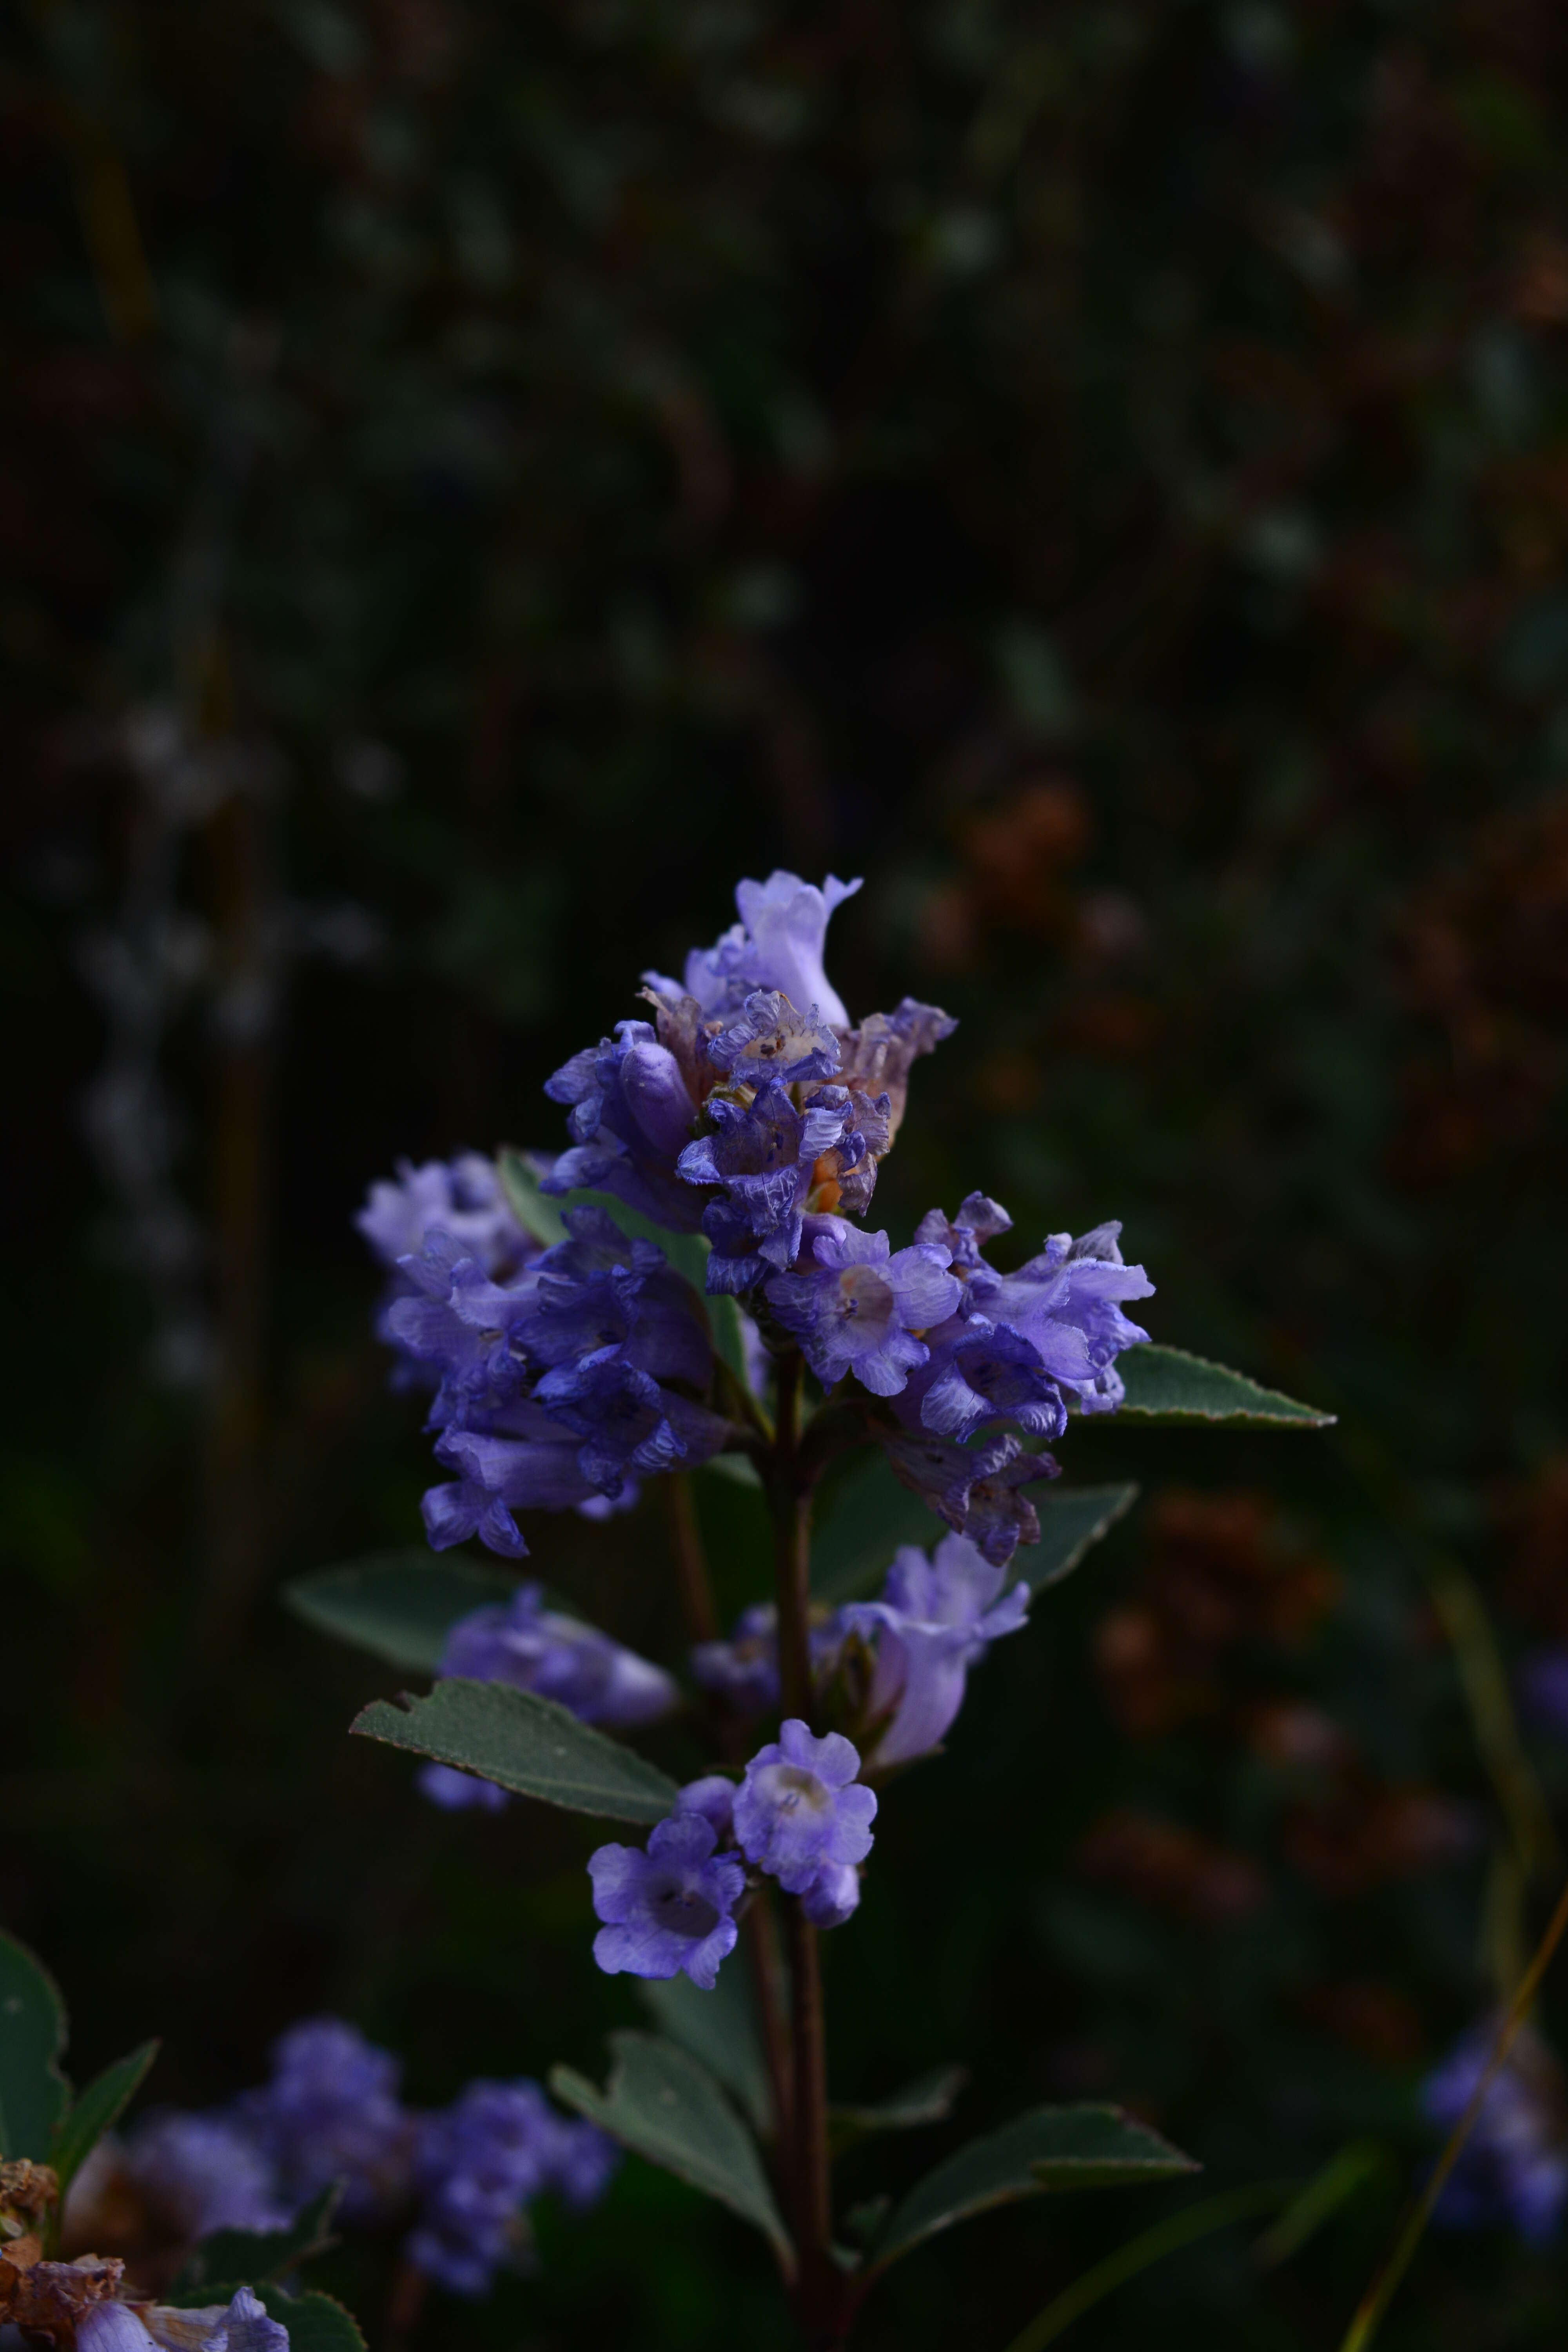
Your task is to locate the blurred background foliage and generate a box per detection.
[5,0,1568,2344]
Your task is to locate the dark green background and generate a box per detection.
[5,1,1568,2344]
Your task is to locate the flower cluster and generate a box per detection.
[1424,2020,1568,2243]
[417,1583,679,1813]
[588,1724,878,1989]
[694,1530,1031,1772]
[359,1189,730,1557]
[362,873,1152,1574]
[112,2017,617,2303]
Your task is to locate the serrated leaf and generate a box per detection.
[830,2064,969,2152]
[285,1551,523,1674]
[1018,1485,1138,1594]
[867,2104,1199,2276]
[351,1679,680,1822]
[550,2032,792,2272]
[640,1963,773,2136]
[1116,1345,1334,1427]
[813,1457,1137,1605]
[0,1932,69,2161]
[257,2287,367,2351]
[51,2040,158,2193]
[170,2185,342,2302]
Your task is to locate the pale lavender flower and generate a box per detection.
[843,1533,1030,1766]
[678,1775,739,1843]
[78,2308,157,2352]
[191,2289,289,2352]
[733,1720,877,1895]
[968,1222,1153,1416]
[417,1762,512,1814]
[649,871,862,1027]
[764,1221,960,1397]
[441,1584,679,1726]
[588,1812,746,1990]
[704,990,842,1087]
[125,2114,287,2238]
[356,1154,529,1276]
[800,1862,861,1929]
[543,1022,705,1231]
[677,1083,858,1290]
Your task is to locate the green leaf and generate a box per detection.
[1116,1345,1334,1427]
[867,2104,1199,2277]
[170,2185,343,2302]
[1018,1485,1138,1595]
[50,2040,159,2194]
[550,2032,792,2272]
[350,1679,680,1822]
[496,1149,570,1246]
[830,2065,969,2152]
[256,2287,367,2352]
[0,1932,69,2161]
[640,1964,773,2137]
[813,1456,1138,1605]
[285,1551,523,1674]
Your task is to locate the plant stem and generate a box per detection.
[785,1892,837,2341]
[745,1888,795,2153]
[666,1472,720,1644]
[771,1347,814,1723]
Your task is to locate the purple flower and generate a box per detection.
[550,2116,622,2212]
[1424,2022,1568,2243]
[900,1318,1071,1443]
[445,1585,679,1724]
[543,1022,706,1232]
[79,2311,157,2352]
[677,1083,857,1291]
[704,991,843,1087]
[882,1428,1060,1567]
[968,1223,1153,1416]
[186,2289,289,2352]
[914,1192,1013,1272]
[690,1604,846,1714]
[125,2113,287,2239]
[764,1222,960,1397]
[407,2081,561,2298]
[800,1863,862,1929]
[1519,1648,1568,1738]
[589,1811,746,1990]
[678,1775,739,1842]
[356,1155,530,1277]
[843,1533,1030,1766]
[425,1405,615,1555]
[648,871,863,1027]
[733,1720,877,1895]
[238,2020,414,2225]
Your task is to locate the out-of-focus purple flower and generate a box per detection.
[648,872,862,1027]
[677,1083,858,1292]
[407,2082,559,2298]
[882,1428,1059,1567]
[125,2114,287,2239]
[448,1585,678,1722]
[678,1775,738,1843]
[843,1533,1030,1767]
[543,1022,706,1231]
[800,1862,862,1929]
[764,1221,960,1397]
[238,2020,414,2225]
[356,1155,530,1277]
[1519,1648,1568,1739]
[417,1762,512,1813]
[549,2117,622,2213]
[588,1813,746,1989]
[1424,2021,1568,2243]
[690,1604,845,1714]
[733,1720,876,1895]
